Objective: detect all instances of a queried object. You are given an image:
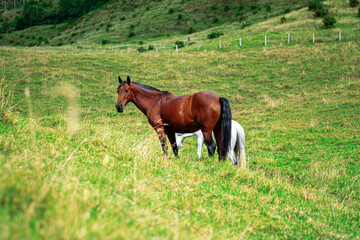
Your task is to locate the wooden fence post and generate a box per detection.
[265,35,267,46]
[339,30,341,41]
[312,33,315,43]
[287,33,290,44]
[239,38,242,47]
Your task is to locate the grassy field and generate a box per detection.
[1,0,360,239]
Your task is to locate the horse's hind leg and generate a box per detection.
[213,123,223,160]
[228,125,238,166]
[239,128,246,168]
[201,130,216,157]
[228,151,237,166]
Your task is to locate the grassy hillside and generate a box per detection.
[1,0,359,238]
[1,0,311,46]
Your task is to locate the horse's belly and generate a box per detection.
[167,120,200,133]
[162,111,199,133]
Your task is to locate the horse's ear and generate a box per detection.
[127,76,131,84]
[118,76,123,84]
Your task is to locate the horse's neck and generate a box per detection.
[131,85,163,115]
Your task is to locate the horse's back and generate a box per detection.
[160,91,221,133]
[192,91,220,106]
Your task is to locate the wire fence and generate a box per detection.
[24,28,360,55]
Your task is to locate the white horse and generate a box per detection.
[175,120,246,168]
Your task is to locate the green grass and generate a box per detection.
[0,0,359,238]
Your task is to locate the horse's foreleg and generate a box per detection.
[166,132,178,157]
[155,127,168,157]
[175,133,184,151]
[196,132,203,159]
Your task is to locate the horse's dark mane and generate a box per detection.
[118,81,168,94]
[133,82,163,92]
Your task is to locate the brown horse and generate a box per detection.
[116,76,232,160]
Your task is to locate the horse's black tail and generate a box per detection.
[219,97,232,159]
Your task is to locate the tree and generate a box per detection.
[1,17,10,33]
[1,17,10,45]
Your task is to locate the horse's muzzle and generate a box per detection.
[116,104,123,113]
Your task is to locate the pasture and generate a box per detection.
[1,1,360,239]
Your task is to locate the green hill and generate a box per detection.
[0,0,359,239]
[1,0,311,46]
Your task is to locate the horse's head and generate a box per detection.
[116,76,133,113]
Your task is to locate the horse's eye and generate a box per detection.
[125,89,129,93]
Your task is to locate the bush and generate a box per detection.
[174,40,185,48]
[207,31,223,39]
[308,0,323,11]
[137,47,146,53]
[280,15,287,23]
[148,45,154,51]
[128,32,135,38]
[265,4,272,12]
[349,0,359,7]
[188,27,195,34]
[106,23,112,31]
[358,6,360,17]
[308,0,329,18]
[314,5,329,18]
[168,8,175,14]
[323,14,336,28]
